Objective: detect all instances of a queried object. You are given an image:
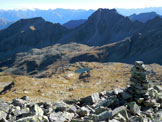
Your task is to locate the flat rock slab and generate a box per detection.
[0,81,13,88]
[0,81,14,95]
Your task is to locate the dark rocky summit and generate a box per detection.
[70,18,162,65]
[61,8,143,46]
[0,17,68,60]
[0,61,161,122]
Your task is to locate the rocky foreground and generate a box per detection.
[0,61,162,122]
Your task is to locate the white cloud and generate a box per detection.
[1,0,162,10]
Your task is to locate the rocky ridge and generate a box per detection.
[0,17,68,60]
[129,12,161,23]
[0,61,161,122]
[61,9,143,46]
[70,22,162,65]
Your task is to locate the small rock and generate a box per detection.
[144,99,160,107]
[112,106,128,120]
[0,110,7,120]
[77,107,90,117]
[92,111,112,121]
[114,113,127,122]
[55,102,67,112]
[128,102,141,115]
[71,119,93,122]
[157,92,162,103]
[135,98,144,104]
[0,118,9,122]
[79,71,90,80]
[154,110,162,121]
[68,88,74,91]
[15,107,31,120]
[113,88,123,95]
[67,105,77,113]
[16,115,44,122]
[20,96,30,101]
[81,93,100,105]
[93,96,116,108]
[7,114,16,122]
[11,106,21,116]
[86,105,95,113]
[49,112,74,122]
[94,106,110,114]
[148,88,158,98]
[64,99,79,105]
[32,104,44,116]
[154,85,162,92]
[109,119,120,122]
[143,108,154,118]
[0,102,10,113]
[0,81,15,95]
[100,90,107,97]
[129,116,145,122]
[121,91,132,100]
[12,99,27,108]
[42,116,49,122]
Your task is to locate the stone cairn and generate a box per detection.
[129,61,160,107]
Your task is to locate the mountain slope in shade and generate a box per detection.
[0,43,92,76]
[61,8,143,46]
[129,12,161,23]
[1,11,162,76]
[0,17,68,59]
[70,18,162,64]
[1,9,162,62]
[63,19,86,29]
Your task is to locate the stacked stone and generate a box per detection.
[129,61,160,108]
[129,61,151,102]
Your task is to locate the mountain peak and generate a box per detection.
[19,17,45,23]
[88,8,122,22]
[8,17,46,30]
[94,8,118,16]
[62,8,143,46]
[97,8,117,13]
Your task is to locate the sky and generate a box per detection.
[1,0,162,10]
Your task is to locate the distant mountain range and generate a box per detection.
[129,12,161,23]
[0,18,12,30]
[0,7,162,24]
[0,9,94,24]
[1,8,162,75]
[117,7,162,16]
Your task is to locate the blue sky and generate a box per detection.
[1,0,162,10]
